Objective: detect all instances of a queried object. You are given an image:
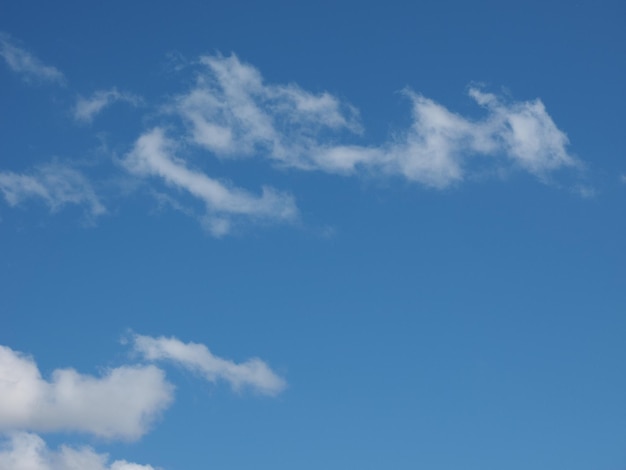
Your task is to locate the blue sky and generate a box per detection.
[0,1,624,469]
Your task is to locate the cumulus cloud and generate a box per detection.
[172,54,578,188]
[0,345,174,440]
[123,127,298,236]
[133,334,286,396]
[0,163,106,217]
[0,433,158,470]
[74,89,142,123]
[0,33,65,84]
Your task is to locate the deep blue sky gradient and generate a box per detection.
[1,1,625,469]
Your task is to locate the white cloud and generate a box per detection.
[173,54,578,188]
[0,33,65,84]
[174,53,361,164]
[133,334,286,396]
[0,433,158,470]
[0,345,174,440]
[74,89,142,123]
[342,88,578,187]
[467,88,576,174]
[123,128,298,236]
[0,163,106,217]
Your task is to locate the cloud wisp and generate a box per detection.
[0,433,156,470]
[0,163,106,217]
[0,345,174,440]
[0,33,65,84]
[171,54,578,188]
[74,88,142,123]
[133,334,287,396]
[173,54,361,163]
[123,128,298,236]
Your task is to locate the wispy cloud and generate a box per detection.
[0,433,157,470]
[0,345,174,440]
[123,128,298,236]
[0,163,106,217]
[467,88,576,175]
[0,47,585,233]
[74,88,142,123]
[0,33,65,84]
[572,184,596,199]
[173,54,578,188]
[173,54,360,164]
[133,334,287,396]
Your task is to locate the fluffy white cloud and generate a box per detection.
[0,163,106,217]
[0,345,174,440]
[74,89,142,123]
[172,54,578,188]
[0,433,158,470]
[133,334,286,396]
[123,128,298,236]
[0,33,65,84]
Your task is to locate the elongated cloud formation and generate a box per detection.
[174,54,577,188]
[0,433,157,470]
[0,33,65,84]
[309,88,577,187]
[133,334,286,396]
[74,88,142,123]
[0,163,106,217]
[123,128,298,235]
[0,42,583,231]
[0,345,174,440]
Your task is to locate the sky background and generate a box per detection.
[0,1,625,469]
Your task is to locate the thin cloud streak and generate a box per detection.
[123,128,298,236]
[0,163,106,217]
[74,88,142,123]
[133,334,287,396]
[0,33,65,84]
